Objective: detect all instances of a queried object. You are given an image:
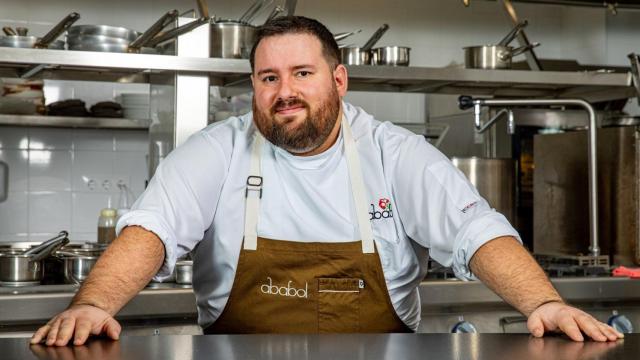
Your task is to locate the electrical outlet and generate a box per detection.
[113,175,131,190]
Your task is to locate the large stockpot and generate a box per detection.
[451,157,516,224]
[210,21,256,59]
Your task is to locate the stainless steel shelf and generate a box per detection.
[0,114,150,129]
[345,65,635,102]
[0,48,635,101]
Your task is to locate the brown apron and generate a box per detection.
[205,115,411,334]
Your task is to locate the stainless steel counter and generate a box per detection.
[2,278,639,335]
[5,334,639,360]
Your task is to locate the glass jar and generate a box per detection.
[97,208,117,244]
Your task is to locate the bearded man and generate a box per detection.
[32,16,622,346]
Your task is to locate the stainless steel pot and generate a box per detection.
[56,251,98,284]
[210,20,257,59]
[340,24,389,66]
[67,25,141,42]
[451,157,515,224]
[175,260,193,284]
[0,12,79,50]
[463,43,539,70]
[372,46,410,66]
[0,231,69,286]
[340,47,370,65]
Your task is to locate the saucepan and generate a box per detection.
[0,231,69,286]
[210,20,257,59]
[463,43,539,70]
[68,10,203,54]
[340,24,389,65]
[0,12,80,49]
[55,251,99,284]
[372,46,411,66]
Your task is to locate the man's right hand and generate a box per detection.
[30,305,121,346]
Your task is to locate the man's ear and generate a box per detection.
[333,64,348,97]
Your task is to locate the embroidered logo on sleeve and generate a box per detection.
[461,201,478,213]
[369,198,394,220]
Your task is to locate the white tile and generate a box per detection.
[0,233,29,243]
[0,191,28,235]
[114,130,149,152]
[114,151,148,196]
[72,129,115,151]
[0,149,29,191]
[68,232,97,244]
[27,191,71,234]
[72,192,114,235]
[72,151,114,192]
[29,128,73,150]
[0,127,29,149]
[29,150,72,191]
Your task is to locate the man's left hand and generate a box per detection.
[527,301,624,342]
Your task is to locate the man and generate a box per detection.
[32,16,622,346]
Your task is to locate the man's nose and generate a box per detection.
[276,75,297,99]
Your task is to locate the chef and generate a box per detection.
[32,16,622,346]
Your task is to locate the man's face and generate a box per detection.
[251,33,347,154]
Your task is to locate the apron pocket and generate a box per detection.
[317,277,361,333]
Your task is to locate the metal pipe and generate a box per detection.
[474,108,512,134]
[464,97,599,257]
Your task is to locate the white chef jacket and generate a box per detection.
[116,101,520,330]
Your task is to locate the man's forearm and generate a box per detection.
[70,225,166,315]
[469,236,563,316]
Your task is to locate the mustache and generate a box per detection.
[271,97,310,115]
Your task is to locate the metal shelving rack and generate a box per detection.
[0,47,633,99]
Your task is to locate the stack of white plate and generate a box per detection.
[120,93,150,120]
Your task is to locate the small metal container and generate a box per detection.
[0,250,43,285]
[210,21,256,59]
[59,253,99,284]
[175,260,193,284]
[340,47,371,65]
[372,46,410,66]
[463,43,538,70]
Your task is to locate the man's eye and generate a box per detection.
[296,71,311,77]
[263,75,277,83]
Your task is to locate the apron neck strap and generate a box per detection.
[243,115,375,254]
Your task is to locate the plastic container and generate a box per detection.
[97,208,117,244]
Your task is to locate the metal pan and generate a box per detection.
[210,20,257,59]
[463,43,539,70]
[372,46,410,66]
[67,25,141,42]
[340,47,370,65]
[0,12,79,49]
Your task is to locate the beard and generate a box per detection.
[252,85,340,154]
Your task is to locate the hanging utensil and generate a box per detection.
[285,0,297,16]
[2,27,16,36]
[497,20,528,47]
[23,231,69,256]
[239,0,271,24]
[34,12,80,48]
[263,5,285,24]
[333,29,362,42]
[196,0,210,18]
[361,23,389,51]
[127,9,179,52]
[147,17,209,48]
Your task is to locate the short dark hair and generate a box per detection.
[249,16,340,72]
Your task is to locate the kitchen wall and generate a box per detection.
[0,0,639,242]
